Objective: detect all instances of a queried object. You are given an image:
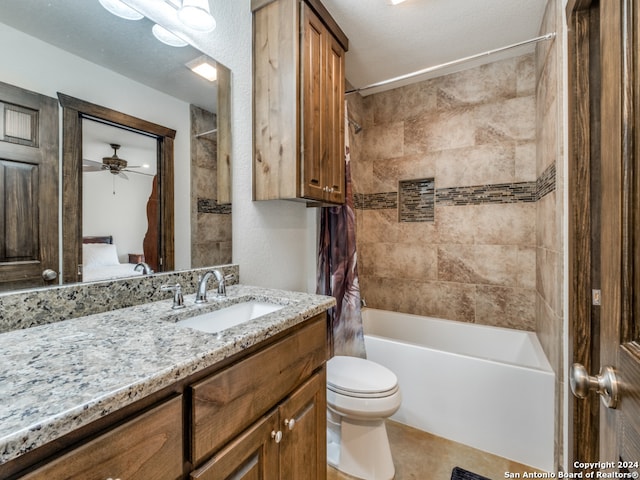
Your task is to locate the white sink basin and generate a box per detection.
[176,301,284,333]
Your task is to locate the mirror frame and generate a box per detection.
[58,93,176,284]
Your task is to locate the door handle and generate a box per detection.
[42,269,57,281]
[570,363,619,409]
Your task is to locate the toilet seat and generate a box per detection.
[327,356,399,398]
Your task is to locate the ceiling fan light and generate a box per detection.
[152,24,188,47]
[98,0,144,20]
[178,0,216,32]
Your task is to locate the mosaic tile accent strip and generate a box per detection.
[435,182,537,206]
[399,178,435,222]
[354,192,397,210]
[354,163,556,212]
[198,198,232,214]
[536,162,556,200]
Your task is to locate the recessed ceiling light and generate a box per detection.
[186,56,218,82]
[387,0,407,4]
[178,0,217,32]
[98,0,144,20]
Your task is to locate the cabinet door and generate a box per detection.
[301,3,327,202]
[190,411,280,480]
[21,396,183,480]
[279,370,327,480]
[323,32,345,205]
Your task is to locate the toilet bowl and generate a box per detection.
[326,355,401,480]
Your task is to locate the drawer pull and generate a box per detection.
[284,418,295,430]
[271,430,283,443]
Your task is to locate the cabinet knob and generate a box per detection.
[271,430,283,443]
[284,418,295,430]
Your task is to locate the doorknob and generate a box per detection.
[42,269,57,281]
[570,363,619,409]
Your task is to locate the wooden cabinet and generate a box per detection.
[21,396,183,480]
[4,315,328,480]
[252,0,348,205]
[190,371,326,480]
[189,317,327,480]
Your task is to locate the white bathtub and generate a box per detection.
[362,308,555,472]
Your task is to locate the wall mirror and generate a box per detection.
[0,0,232,292]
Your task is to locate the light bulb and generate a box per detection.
[178,0,216,32]
[98,0,144,20]
[152,24,188,47]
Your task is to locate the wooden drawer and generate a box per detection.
[21,396,183,480]
[190,315,327,465]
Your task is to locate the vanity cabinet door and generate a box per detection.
[279,370,327,480]
[190,317,327,465]
[190,410,279,480]
[20,396,183,480]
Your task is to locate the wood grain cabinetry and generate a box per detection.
[4,315,328,480]
[21,396,183,480]
[190,371,326,480]
[190,317,327,479]
[252,0,348,205]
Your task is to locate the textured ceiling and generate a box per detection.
[321,0,550,94]
[0,0,218,112]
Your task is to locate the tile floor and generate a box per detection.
[327,420,542,480]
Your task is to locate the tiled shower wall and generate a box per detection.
[349,53,547,331]
[190,105,232,267]
[535,0,564,468]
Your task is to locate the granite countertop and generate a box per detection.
[0,284,335,465]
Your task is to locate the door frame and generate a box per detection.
[58,93,176,283]
[567,0,600,467]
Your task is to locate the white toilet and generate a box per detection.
[326,355,401,480]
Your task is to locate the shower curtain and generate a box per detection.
[316,103,366,358]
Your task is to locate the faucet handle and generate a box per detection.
[161,283,185,310]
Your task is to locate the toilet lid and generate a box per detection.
[327,356,398,396]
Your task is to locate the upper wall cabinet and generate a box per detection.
[252,0,348,205]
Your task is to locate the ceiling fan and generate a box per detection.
[83,143,149,179]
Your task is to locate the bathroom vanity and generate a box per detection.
[0,284,334,480]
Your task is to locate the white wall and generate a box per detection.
[0,23,193,270]
[125,0,318,292]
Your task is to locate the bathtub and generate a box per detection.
[362,308,555,472]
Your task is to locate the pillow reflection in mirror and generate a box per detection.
[83,243,120,267]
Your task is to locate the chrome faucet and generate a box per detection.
[134,262,154,275]
[195,269,230,303]
[160,283,185,309]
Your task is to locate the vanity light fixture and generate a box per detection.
[178,0,216,32]
[152,24,188,47]
[186,56,217,82]
[98,0,144,20]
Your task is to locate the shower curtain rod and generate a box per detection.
[345,32,556,95]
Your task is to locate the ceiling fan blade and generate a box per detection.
[123,169,154,177]
[118,172,129,180]
[82,158,105,171]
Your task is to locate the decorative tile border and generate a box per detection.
[536,162,556,200]
[399,178,435,222]
[436,182,537,206]
[198,198,232,214]
[354,161,556,220]
[354,192,397,210]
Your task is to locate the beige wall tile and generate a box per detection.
[435,57,520,109]
[438,244,531,287]
[475,285,536,330]
[363,242,438,281]
[434,144,516,188]
[404,108,477,154]
[372,154,436,192]
[362,121,405,161]
[372,81,438,124]
[474,96,536,144]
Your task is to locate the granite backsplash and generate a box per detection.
[0,264,239,333]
